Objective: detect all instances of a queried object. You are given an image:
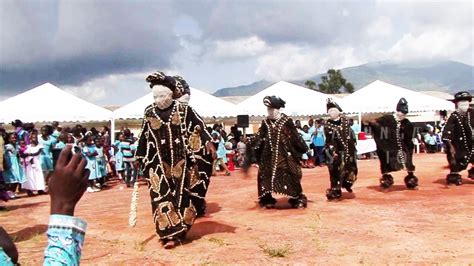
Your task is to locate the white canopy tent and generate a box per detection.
[0,83,113,123]
[339,80,455,114]
[237,81,334,116]
[113,87,242,120]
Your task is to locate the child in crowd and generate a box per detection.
[236,136,247,168]
[114,133,125,182]
[123,129,136,187]
[52,132,67,167]
[114,131,135,187]
[95,136,108,188]
[0,128,8,207]
[3,133,25,199]
[300,125,314,168]
[212,132,231,176]
[312,120,326,167]
[82,135,100,193]
[18,139,28,192]
[22,133,46,196]
[39,125,57,183]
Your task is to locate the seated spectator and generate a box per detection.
[424,126,437,153]
[236,136,247,168]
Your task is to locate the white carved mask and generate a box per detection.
[328,108,340,120]
[457,100,470,113]
[267,107,281,120]
[152,85,173,109]
[395,111,406,121]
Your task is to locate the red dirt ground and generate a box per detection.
[1,153,473,265]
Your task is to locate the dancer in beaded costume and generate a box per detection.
[442,91,474,185]
[324,98,358,200]
[369,98,418,189]
[134,72,215,249]
[244,96,308,209]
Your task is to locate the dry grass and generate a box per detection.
[208,237,227,247]
[258,242,292,258]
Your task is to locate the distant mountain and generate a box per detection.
[212,60,473,97]
[213,80,273,97]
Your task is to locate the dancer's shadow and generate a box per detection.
[323,192,356,202]
[433,178,450,188]
[341,192,356,200]
[366,185,408,192]
[186,221,237,242]
[204,202,221,216]
[140,234,157,247]
[4,201,48,211]
[433,178,474,186]
[9,224,48,242]
[247,198,315,210]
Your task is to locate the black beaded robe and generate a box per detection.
[370,114,415,174]
[442,109,474,172]
[324,117,358,188]
[248,114,308,199]
[135,101,212,239]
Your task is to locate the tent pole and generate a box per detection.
[358,112,362,125]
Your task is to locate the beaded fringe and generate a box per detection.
[129,181,140,227]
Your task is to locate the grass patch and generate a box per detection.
[11,234,19,243]
[133,240,145,252]
[208,237,227,247]
[307,214,327,251]
[200,261,223,266]
[259,242,292,258]
[29,231,44,244]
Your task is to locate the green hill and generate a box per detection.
[212,60,473,96]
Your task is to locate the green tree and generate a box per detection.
[305,80,317,90]
[317,69,355,94]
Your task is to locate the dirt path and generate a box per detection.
[1,153,473,265]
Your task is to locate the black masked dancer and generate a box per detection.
[324,98,358,200]
[369,98,418,189]
[131,72,215,249]
[244,96,308,209]
[442,91,474,185]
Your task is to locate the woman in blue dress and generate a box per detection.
[3,133,25,198]
[39,126,56,182]
[82,135,100,193]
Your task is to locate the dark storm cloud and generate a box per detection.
[174,1,377,45]
[1,0,471,102]
[0,0,179,95]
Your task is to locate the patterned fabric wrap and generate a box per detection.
[324,116,358,189]
[44,214,87,266]
[135,101,212,240]
[247,113,307,198]
[0,248,14,266]
[370,114,415,174]
[442,109,474,172]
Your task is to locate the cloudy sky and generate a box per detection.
[1,0,472,105]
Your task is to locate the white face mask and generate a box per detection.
[457,101,470,112]
[267,107,281,120]
[328,108,340,120]
[152,85,173,109]
[395,111,406,121]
